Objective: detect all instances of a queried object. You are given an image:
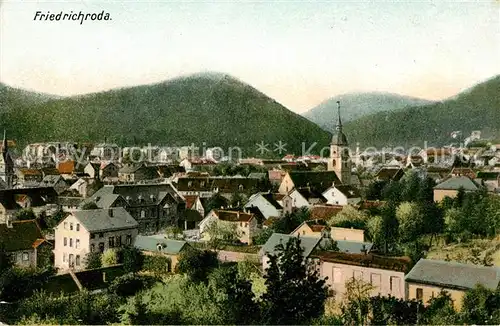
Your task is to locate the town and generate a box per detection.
[0,96,500,325]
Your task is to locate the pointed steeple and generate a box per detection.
[336,101,342,132]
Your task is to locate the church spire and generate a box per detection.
[336,101,342,132]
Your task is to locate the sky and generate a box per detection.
[1,0,499,113]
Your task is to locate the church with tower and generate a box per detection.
[0,130,15,189]
[327,101,352,185]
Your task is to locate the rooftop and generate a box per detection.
[70,207,138,232]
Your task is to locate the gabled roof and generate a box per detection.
[309,205,343,220]
[320,238,373,254]
[434,176,479,191]
[212,209,254,222]
[70,207,138,232]
[261,233,321,258]
[333,185,361,198]
[0,220,44,251]
[261,193,284,209]
[375,168,405,181]
[134,235,190,255]
[57,160,75,174]
[288,171,341,193]
[88,183,182,207]
[296,187,327,202]
[405,259,500,291]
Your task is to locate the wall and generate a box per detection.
[321,260,406,300]
[291,224,321,238]
[331,227,365,242]
[407,282,466,310]
[433,189,459,202]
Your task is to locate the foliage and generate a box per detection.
[261,237,328,325]
[460,284,500,325]
[0,244,13,274]
[365,180,388,200]
[108,273,156,297]
[81,201,99,210]
[40,209,68,230]
[366,215,384,246]
[369,295,424,325]
[229,191,246,210]
[249,272,267,301]
[17,313,60,325]
[14,208,36,221]
[176,248,219,283]
[422,291,460,325]
[237,258,258,279]
[101,249,119,267]
[120,246,144,274]
[164,226,184,240]
[253,227,273,245]
[328,205,369,228]
[205,220,240,250]
[205,193,230,213]
[396,202,424,243]
[272,206,311,234]
[142,255,172,275]
[85,251,102,269]
[0,267,54,302]
[341,278,374,326]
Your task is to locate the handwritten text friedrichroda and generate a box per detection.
[34,11,112,25]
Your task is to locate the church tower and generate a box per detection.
[0,130,15,188]
[327,101,351,185]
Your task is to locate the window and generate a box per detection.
[332,267,342,284]
[75,255,80,266]
[63,252,67,262]
[64,222,68,229]
[390,276,401,294]
[69,254,74,267]
[244,223,248,227]
[239,184,244,191]
[302,230,306,235]
[90,244,95,252]
[70,223,73,231]
[76,223,80,231]
[116,235,122,247]
[188,181,192,187]
[141,210,145,218]
[370,273,381,289]
[69,238,73,247]
[75,239,80,249]
[90,233,95,239]
[109,237,115,248]
[416,288,423,300]
[126,235,132,245]
[22,252,29,261]
[99,233,104,238]
[99,242,105,253]
[64,237,68,246]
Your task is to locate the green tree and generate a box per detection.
[205,193,229,213]
[422,291,459,325]
[0,244,12,274]
[365,180,388,200]
[85,251,102,269]
[14,208,36,221]
[230,191,246,210]
[328,205,369,230]
[205,220,240,249]
[341,278,374,326]
[120,246,144,274]
[261,237,328,325]
[401,171,421,203]
[176,248,219,283]
[396,202,424,243]
[253,227,273,245]
[101,249,118,267]
[366,215,384,247]
[460,284,500,325]
[273,207,311,234]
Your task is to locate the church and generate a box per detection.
[327,101,352,185]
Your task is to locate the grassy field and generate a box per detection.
[426,237,500,266]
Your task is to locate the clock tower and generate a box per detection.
[327,101,351,185]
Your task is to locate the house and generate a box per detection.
[268,169,286,186]
[90,143,121,161]
[84,162,101,180]
[176,176,263,199]
[290,220,329,237]
[199,209,259,245]
[374,168,405,182]
[57,160,76,178]
[322,184,361,206]
[405,155,425,169]
[179,195,205,230]
[0,187,59,220]
[15,168,43,187]
[85,184,185,234]
[54,207,139,271]
[100,162,119,180]
[405,259,500,310]
[331,227,366,242]
[118,164,159,183]
[296,187,327,205]
[134,234,191,272]
[313,250,411,301]
[69,178,90,197]
[0,195,21,224]
[82,193,129,209]
[244,192,283,220]
[58,197,84,212]
[450,167,476,179]
[420,148,455,165]
[278,171,341,195]
[0,219,52,268]
[433,176,480,202]
[39,175,68,194]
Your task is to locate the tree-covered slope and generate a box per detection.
[343,75,500,148]
[0,73,330,156]
[304,92,433,131]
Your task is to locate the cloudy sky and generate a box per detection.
[1,0,499,113]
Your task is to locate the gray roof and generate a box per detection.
[320,238,373,254]
[405,259,500,291]
[260,233,321,258]
[134,235,190,255]
[248,172,267,179]
[434,176,479,191]
[71,207,138,232]
[95,194,123,209]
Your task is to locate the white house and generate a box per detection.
[287,189,310,209]
[244,193,283,220]
[322,184,362,206]
[69,178,89,197]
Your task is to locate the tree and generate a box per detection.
[328,205,369,229]
[0,244,12,274]
[230,191,245,210]
[395,202,423,243]
[81,201,99,210]
[176,248,219,283]
[460,284,500,325]
[365,180,388,200]
[380,203,399,253]
[14,208,36,221]
[261,237,328,325]
[253,227,273,245]
[85,251,102,269]
[164,226,184,240]
[422,291,459,325]
[109,273,155,297]
[101,249,118,267]
[120,246,144,274]
[401,171,421,203]
[41,209,68,230]
[341,278,374,326]
[205,193,229,213]
[366,215,384,247]
[273,207,310,234]
[205,220,240,250]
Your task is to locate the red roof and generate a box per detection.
[32,238,51,248]
[184,195,199,210]
[310,205,343,220]
[57,160,75,174]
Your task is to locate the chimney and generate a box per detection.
[109,208,114,217]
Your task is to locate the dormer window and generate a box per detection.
[200,181,205,187]
[188,181,193,187]
[239,184,244,191]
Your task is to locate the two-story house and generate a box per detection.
[322,184,362,206]
[199,209,259,245]
[85,184,185,234]
[54,207,139,271]
[134,234,191,272]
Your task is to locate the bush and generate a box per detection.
[108,273,156,297]
[142,255,172,275]
[85,251,102,269]
[120,246,144,273]
[101,249,118,267]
